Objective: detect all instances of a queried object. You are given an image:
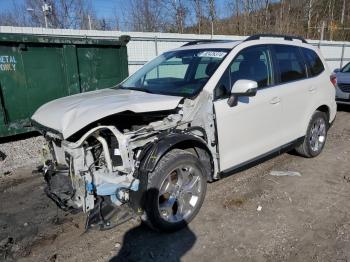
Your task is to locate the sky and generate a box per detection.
[0,0,228,20]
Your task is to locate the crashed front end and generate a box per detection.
[33,111,186,229]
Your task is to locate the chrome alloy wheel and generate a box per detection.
[309,117,326,152]
[158,165,203,223]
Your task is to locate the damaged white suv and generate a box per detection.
[32,34,336,232]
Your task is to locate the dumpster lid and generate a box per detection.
[0,33,130,46]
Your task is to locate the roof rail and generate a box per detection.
[244,34,308,43]
[182,39,235,47]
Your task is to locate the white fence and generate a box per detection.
[1,26,350,74]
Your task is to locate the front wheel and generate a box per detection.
[295,111,328,158]
[143,149,207,232]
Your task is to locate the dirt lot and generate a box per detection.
[1,106,350,262]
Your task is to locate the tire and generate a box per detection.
[295,111,328,158]
[143,149,207,232]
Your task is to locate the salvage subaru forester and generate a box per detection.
[32,34,337,232]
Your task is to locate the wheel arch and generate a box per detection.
[302,104,331,136]
[139,132,214,182]
[315,104,330,122]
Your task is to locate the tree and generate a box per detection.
[193,0,204,34]
[123,0,167,32]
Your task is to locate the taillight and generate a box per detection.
[330,74,337,87]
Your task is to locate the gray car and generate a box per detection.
[334,62,350,105]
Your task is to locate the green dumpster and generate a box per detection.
[0,33,129,137]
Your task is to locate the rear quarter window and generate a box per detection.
[302,48,325,76]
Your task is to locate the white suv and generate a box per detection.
[32,34,337,232]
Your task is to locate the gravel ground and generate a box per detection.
[0,135,45,175]
[0,107,349,262]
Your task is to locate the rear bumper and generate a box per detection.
[336,98,350,105]
[336,85,350,104]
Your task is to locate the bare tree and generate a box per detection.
[166,0,188,33]
[193,0,204,34]
[124,0,167,32]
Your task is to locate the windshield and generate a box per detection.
[341,62,350,73]
[118,49,229,97]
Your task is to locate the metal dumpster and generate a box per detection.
[0,33,129,137]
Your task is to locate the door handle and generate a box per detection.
[309,86,317,92]
[270,97,281,104]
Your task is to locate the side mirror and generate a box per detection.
[334,68,341,73]
[227,80,258,107]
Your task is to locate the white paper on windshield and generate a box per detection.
[198,51,227,59]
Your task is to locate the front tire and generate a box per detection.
[295,111,328,158]
[143,149,207,232]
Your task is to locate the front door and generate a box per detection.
[213,45,284,171]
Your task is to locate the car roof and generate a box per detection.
[175,36,314,52]
[175,41,242,51]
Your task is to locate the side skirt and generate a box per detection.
[218,137,304,179]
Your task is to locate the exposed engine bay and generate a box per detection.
[35,94,218,229]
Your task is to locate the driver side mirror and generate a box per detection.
[227,80,258,107]
[333,68,340,73]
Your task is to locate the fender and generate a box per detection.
[140,131,210,173]
[129,131,212,214]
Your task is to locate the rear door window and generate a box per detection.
[273,45,307,83]
[302,48,325,76]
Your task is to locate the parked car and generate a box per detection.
[333,62,350,105]
[31,34,337,232]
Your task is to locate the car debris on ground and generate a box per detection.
[269,171,302,177]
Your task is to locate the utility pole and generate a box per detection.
[208,0,215,39]
[88,15,92,30]
[319,21,325,47]
[341,0,346,25]
[41,1,52,28]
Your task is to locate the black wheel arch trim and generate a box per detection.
[129,131,212,214]
[139,131,211,173]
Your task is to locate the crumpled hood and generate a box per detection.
[31,88,182,139]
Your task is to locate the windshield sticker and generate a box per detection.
[198,51,227,59]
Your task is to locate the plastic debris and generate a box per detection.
[269,171,301,177]
[257,205,262,211]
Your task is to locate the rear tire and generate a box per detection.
[143,149,207,232]
[295,111,328,158]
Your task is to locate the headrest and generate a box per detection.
[205,61,219,76]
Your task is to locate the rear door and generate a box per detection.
[271,44,310,141]
[214,45,285,170]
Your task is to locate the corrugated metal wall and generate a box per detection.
[1,26,350,74]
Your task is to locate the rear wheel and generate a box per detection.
[143,149,207,232]
[295,111,328,158]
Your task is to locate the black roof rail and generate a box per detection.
[182,39,235,47]
[244,34,308,44]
